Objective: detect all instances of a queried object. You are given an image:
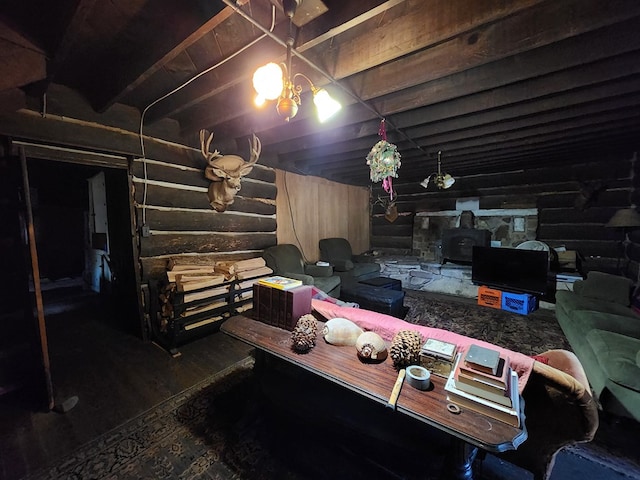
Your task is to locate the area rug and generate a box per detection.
[23,357,445,480]
[22,296,640,480]
[402,289,572,355]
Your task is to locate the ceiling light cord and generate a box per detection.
[137,4,276,226]
[222,0,429,157]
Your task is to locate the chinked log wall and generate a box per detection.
[372,151,640,280]
[132,153,277,282]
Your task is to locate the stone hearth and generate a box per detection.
[376,256,478,298]
[375,256,554,310]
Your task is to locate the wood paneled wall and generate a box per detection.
[275,170,371,262]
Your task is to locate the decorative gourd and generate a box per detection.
[291,314,318,353]
[355,331,388,361]
[322,318,364,346]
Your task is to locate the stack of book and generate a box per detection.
[419,338,458,377]
[258,275,303,290]
[252,280,312,331]
[445,344,521,427]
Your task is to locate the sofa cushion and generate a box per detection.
[564,309,640,340]
[576,271,633,306]
[586,329,640,392]
[555,290,638,319]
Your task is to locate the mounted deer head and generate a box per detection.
[201,129,261,212]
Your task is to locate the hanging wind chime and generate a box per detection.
[366,119,401,222]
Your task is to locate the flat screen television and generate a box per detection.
[472,246,549,296]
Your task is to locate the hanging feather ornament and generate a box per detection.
[366,119,401,201]
[291,314,318,353]
[389,330,423,370]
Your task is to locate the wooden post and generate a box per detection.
[19,146,55,411]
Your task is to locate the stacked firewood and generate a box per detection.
[216,257,273,312]
[157,257,273,331]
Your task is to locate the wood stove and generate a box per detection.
[441,228,491,264]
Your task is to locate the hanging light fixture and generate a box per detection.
[420,151,455,189]
[252,0,341,123]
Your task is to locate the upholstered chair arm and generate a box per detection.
[331,259,354,272]
[281,272,315,285]
[497,349,599,480]
[304,264,334,277]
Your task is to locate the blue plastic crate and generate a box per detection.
[501,291,537,315]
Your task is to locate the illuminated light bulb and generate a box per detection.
[313,88,341,122]
[254,94,266,107]
[252,63,284,101]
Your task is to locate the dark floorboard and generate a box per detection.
[0,293,253,480]
[1,287,639,480]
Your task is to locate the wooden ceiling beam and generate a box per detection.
[264,21,640,157]
[303,116,640,178]
[176,0,548,134]
[65,0,229,113]
[0,19,46,92]
[267,55,640,166]
[151,0,399,125]
[183,0,637,152]
[285,77,640,169]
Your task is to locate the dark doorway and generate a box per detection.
[26,158,141,336]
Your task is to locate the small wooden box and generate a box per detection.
[419,354,454,378]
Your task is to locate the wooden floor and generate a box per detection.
[0,292,254,480]
[2,288,639,480]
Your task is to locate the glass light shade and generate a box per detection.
[441,174,455,189]
[252,62,284,101]
[313,88,342,122]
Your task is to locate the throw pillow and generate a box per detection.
[580,271,632,306]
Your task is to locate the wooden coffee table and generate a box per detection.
[221,315,527,480]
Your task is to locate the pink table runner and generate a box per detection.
[312,299,535,392]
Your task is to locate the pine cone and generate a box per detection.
[291,314,318,353]
[389,330,423,370]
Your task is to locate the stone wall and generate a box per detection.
[413,205,538,262]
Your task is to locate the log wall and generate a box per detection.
[372,151,640,280]
[132,152,278,281]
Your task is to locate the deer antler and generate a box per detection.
[199,129,221,163]
[247,133,261,165]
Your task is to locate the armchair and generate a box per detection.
[318,238,380,282]
[495,349,599,480]
[262,244,341,297]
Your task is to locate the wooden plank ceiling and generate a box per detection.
[2,0,640,186]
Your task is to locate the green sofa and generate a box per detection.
[555,271,640,420]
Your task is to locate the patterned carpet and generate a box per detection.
[22,294,640,480]
[402,290,572,355]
